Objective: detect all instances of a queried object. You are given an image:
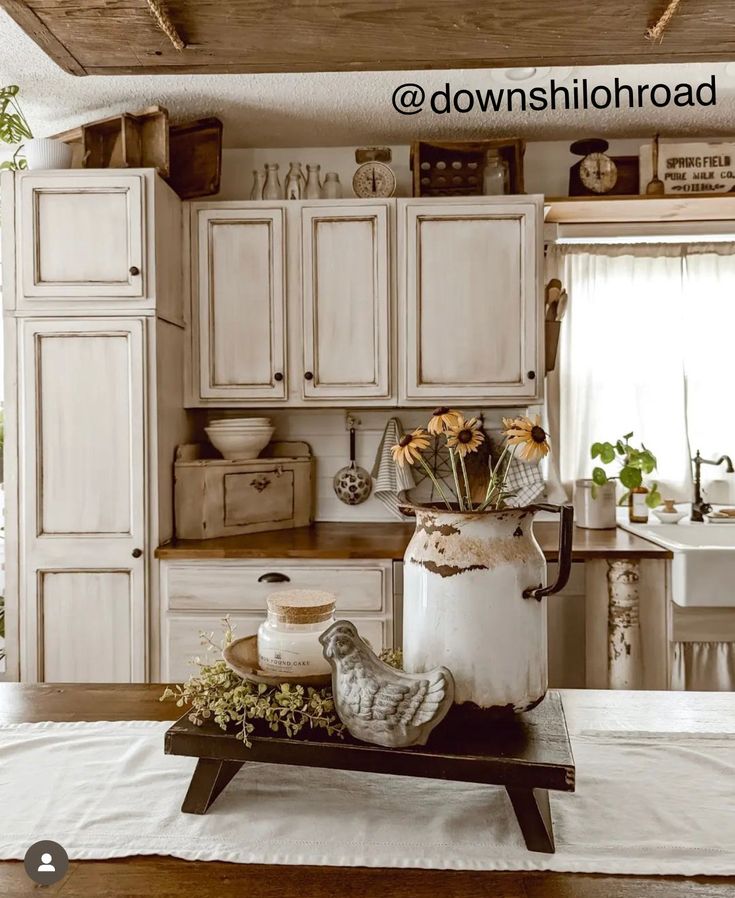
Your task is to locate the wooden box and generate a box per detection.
[168,117,223,199]
[174,441,313,540]
[411,138,525,197]
[82,106,170,174]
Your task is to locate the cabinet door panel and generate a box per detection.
[19,174,145,299]
[401,199,541,402]
[302,205,390,399]
[39,570,135,682]
[19,318,147,682]
[22,319,145,547]
[197,208,286,400]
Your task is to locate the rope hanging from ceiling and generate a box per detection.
[145,0,186,51]
[645,0,682,42]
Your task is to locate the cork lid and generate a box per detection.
[266,589,336,624]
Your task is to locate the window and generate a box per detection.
[549,242,735,502]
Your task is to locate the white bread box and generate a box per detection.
[174,441,313,539]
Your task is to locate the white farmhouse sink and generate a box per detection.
[621,514,735,607]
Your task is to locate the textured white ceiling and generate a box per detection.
[1,9,735,147]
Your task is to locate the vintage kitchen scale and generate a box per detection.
[165,691,575,854]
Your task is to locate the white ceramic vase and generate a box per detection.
[24,138,73,171]
[402,503,573,712]
[574,479,617,529]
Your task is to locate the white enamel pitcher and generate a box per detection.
[402,503,574,712]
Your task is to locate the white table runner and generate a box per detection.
[0,696,734,874]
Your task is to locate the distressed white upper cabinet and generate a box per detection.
[18,317,147,682]
[399,197,543,403]
[18,174,146,303]
[194,206,287,401]
[301,204,391,399]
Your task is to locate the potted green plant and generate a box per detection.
[590,432,662,523]
[0,84,71,171]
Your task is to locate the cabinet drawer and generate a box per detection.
[164,613,387,682]
[165,562,387,612]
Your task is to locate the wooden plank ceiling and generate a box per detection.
[2,0,735,76]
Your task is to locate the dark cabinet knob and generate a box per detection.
[274,372,284,382]
[129,265,141,277]
[304,371,314,381]
[257,572,291,583]
[131,548,143,558]
[527,370,536,380]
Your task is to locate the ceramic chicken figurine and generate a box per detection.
[319,620,455,748]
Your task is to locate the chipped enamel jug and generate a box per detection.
[402,503,574,712]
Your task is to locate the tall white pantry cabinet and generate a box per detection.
[1,170,190,683]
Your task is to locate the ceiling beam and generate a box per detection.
[2,0,734,77]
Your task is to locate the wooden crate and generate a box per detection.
[82,106,170,174]
[411,138,525,197]
[174,441,313,540]
[168,117,223,199]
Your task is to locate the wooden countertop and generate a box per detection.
[156,522,672,561]
[0,684,726,898]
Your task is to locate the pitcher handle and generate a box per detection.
[523,503,575,601]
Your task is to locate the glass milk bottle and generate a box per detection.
[249,169,266,200]
[258,590,336,677]
[304,164,322,199]
[262,163,282,199]
[284,162,304,199]
[321,172,342,198]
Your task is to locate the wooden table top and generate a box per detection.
[1,684,728,898]
[156,522,673,561]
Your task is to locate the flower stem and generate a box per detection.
[478,445,515,511]
[417,456,453,510]
[448,448,465,511]
[459,452,473,511]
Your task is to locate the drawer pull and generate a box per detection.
[257,572,291,583]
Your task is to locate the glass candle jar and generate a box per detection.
[257,590,336,677]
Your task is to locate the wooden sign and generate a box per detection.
[640,141,735,195]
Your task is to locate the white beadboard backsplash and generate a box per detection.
[191,407,530,522]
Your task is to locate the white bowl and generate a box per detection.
[209,418,271,427]
[205,426,274,460]
[652,508,686,524]
[206,423,272,430]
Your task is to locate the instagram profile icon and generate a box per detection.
[24,840,69,885]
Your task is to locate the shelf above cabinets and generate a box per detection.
[186,196,544,408]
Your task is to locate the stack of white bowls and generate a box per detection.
[205,417,275,460]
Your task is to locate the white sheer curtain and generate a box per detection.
[548,242,735,502]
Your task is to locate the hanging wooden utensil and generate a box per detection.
[646,134,665,196]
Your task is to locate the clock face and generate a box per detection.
[579,152,618,194]
[352,161,396,198]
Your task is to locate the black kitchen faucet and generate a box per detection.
[691,451,735,522]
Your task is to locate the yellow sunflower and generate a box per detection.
[391,428,431,467]
[427,407,462,435]
[502,415,551,463]
[446,416,484,457]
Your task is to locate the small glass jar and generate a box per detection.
[257,590,336,677]
[629,486,650,523]
[482,149,510,195]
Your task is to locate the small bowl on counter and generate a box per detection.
[205,418,275,460]
[652,500,686,525]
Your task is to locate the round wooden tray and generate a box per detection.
[223,634,332,688]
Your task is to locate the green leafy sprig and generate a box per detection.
[0,85,32,172]
[161,622,344,748]
[590,431,662,509]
